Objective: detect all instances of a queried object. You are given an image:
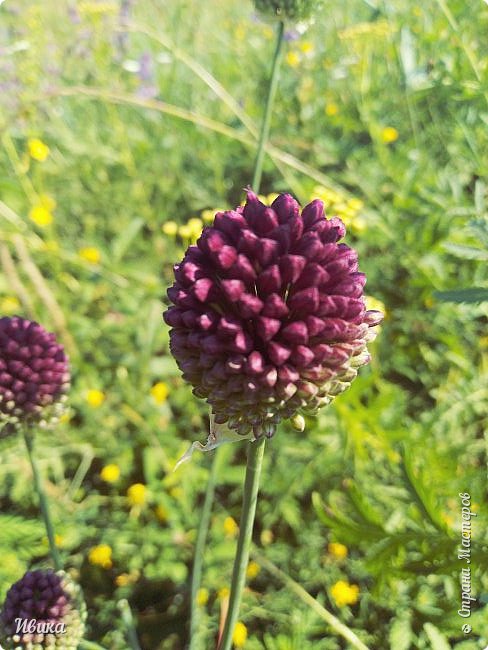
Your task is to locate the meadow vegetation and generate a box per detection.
[0,0,487,648]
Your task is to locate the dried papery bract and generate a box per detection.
[0,316,70,437]
[164,192,383,442]
[0,569,86,650]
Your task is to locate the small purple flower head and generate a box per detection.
[0,569,86,649]
[0,317,70,437]
[254,0,322,22]
[164,192,383,439]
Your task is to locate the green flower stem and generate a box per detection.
[252,550,370,650]
[189,452,219,650]
[23,429,62,571]
[218,437,266,650]
[252,20,285,192]
[189,21,284,648]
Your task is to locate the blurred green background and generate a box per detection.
[0,0,487,648]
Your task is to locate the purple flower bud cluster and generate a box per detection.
[164,192,383,438]
[0,569,86,649]
[0,317,70,436]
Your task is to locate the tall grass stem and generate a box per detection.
[188,453,219,650]
[252,550,371,650]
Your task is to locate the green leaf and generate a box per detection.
[423,623,450,650]
[468,217,488,246]
[0,515,45,559]
[389,614,413,650]
[111,217,145,262]
[434,287,488,303]
[442,243,488,260]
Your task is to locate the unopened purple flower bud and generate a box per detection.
[164,192,383,438]
[0,317,70,437]
[0,570,86,649]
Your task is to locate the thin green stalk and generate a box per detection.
[119,598,142,650]
[188,22,284,648]
[23,429,62,571]
[218,437,266,650]
[252,20,285,192]
[189,452,219,650]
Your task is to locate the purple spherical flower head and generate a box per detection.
[164,192,383,439]
[0,569,86,649]
[0,316,70,437]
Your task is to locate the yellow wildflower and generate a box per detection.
[365,295,386,317]
[232,622,248,648]
[162,221,178,236]
[43,239,59,253]
[387,449,401,464]
[27,138,50,162]
[155,504,169,523]
[223,516,239,538]
[266,193,279,204]
[441,512,454,528]
[196,587,209,607]
[330,580,360,607]
[246,561,260,580]
[100,464,120,483]
[127,483,147,506]
[325,102,339,117]
[0,296,20,314]
[39,193,56,211]
[115,573,131,587]
[59,411,72,424]
[235,24,246,41]
[328,542,348,560]
[187,217,203,239]
[86,389,105,408]
[170,486,183,500]
[285,51,300,68]
[347,197,364,211]
[381,126,399,144]
[300,41,314,55]
[79,247,101,264]
[88,544,113,569]
[311,185,367,233]
[43,533,64,548]
[262,26,274,40]
[178,224,193,239]
[201,209,218,224]
[218,587,230,601]
[150,381,169,404]
[29,205,53,227]
[78,1,117,15]
[260,529,273,546]
[312,185,342,207]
